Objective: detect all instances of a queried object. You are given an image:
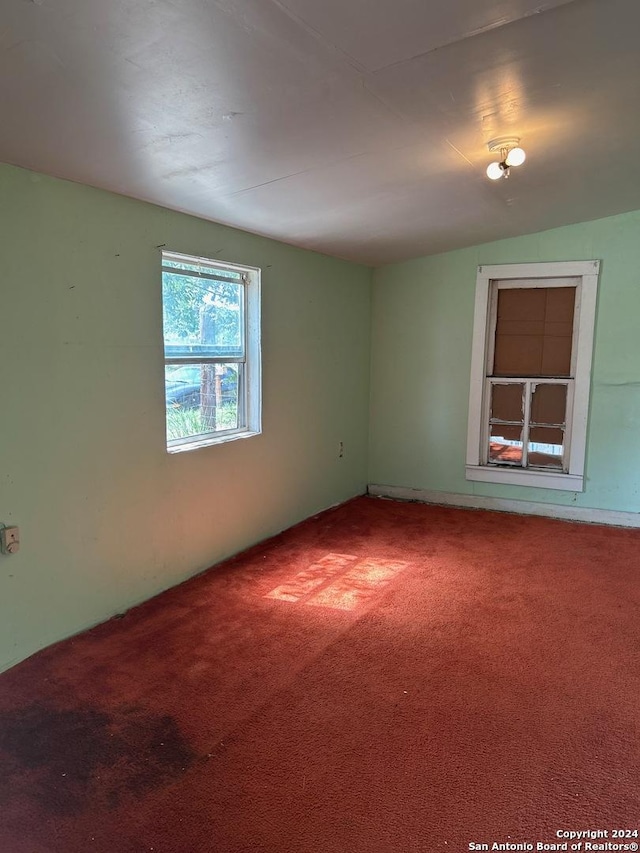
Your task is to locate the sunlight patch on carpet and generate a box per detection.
[265,554,409,610]
[265,553,359,602]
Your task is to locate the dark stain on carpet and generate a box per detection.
[0,702,197,815]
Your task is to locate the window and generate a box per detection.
[161,251,261,452]
[466,261,599,491]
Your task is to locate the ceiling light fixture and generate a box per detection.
[486,137,526,180]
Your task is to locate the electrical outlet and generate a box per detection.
[0,526,19,555]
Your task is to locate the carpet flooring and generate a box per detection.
[1,496,639,852]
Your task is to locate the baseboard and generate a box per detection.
[367,484,640,529]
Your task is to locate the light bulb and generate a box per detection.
[486,161,503,180]
[505,147,526,167]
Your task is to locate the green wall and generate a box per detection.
[370,209,640,513]
[0,164,371,672]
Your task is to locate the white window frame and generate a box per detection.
[162,251,261,454]
[466,260,599,491]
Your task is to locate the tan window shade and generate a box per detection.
[493,287,575,377]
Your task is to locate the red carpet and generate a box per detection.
[1,496,639,852]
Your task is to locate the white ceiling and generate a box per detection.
[2,0,640,265]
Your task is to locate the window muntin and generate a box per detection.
[161,251,261,452]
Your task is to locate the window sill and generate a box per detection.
[465,465,584,492]
[167,428,261,454]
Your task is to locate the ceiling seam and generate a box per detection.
[265,0,367,75]
[367,0,582,75]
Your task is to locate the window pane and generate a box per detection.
[162,270,244,359]
[165,363,241,442]
[491,383,524,422]
[528,426,564,469]
[489,424,523,465]
[530,384,567,426]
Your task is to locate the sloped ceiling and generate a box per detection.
[2,0,639,264]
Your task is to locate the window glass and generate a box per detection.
[165,363,241,442]
[528,427,564,470]
[530,383,567,426]
[162,271,244,359]
[161,251,260,452]
[489,424,523,465]
[490,382,524,422]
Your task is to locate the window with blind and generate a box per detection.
[161,251,261,453]
[466,262,599,491]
